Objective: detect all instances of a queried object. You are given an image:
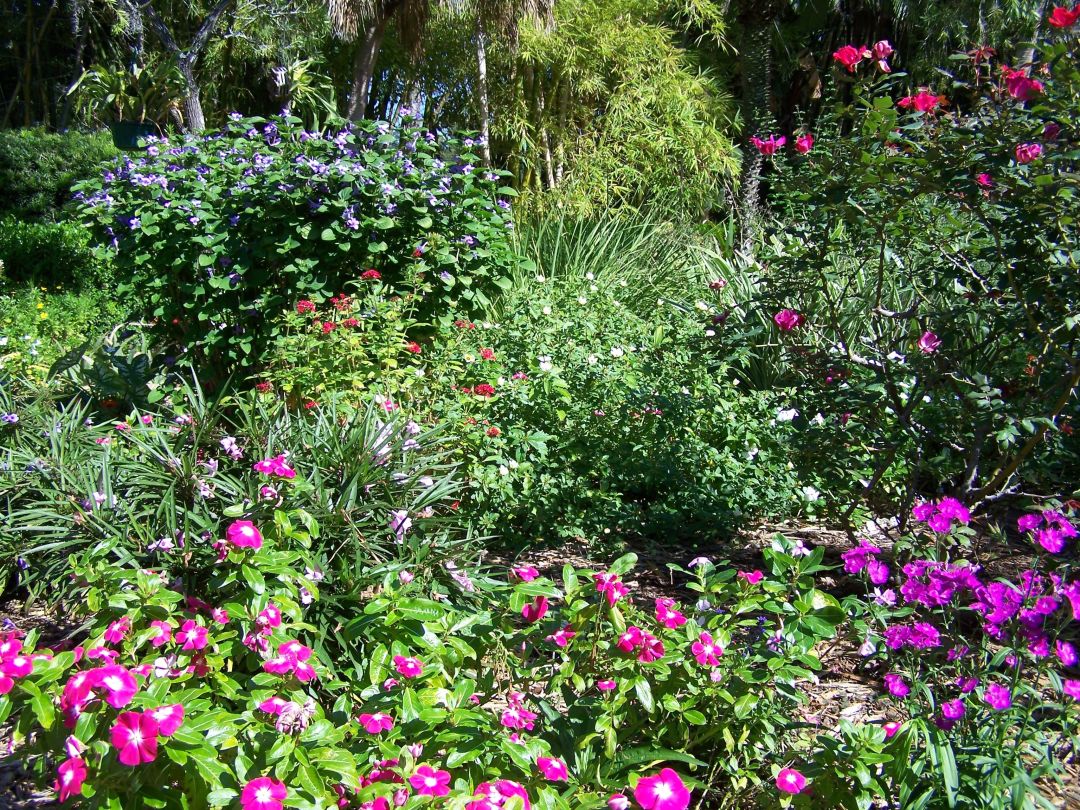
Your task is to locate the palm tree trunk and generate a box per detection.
[736,8,779,251]
[347,17,389,121]
[1017,0,1050,72]
[475,18,492,164]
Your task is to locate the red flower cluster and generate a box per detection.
[296,300,315,315]
[473,383,496,398]
[454,320,477,330]
[1049,4,1080,27]
[486,426,501,437]
[480,347,496,360]
[328,293,351,311]
[897,91,948,113]
[360,269,381,280]
[405,341,422,354]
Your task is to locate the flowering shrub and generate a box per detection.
[746,22,1080,519]
[72,112,517,369]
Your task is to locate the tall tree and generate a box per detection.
[138,0,237,131]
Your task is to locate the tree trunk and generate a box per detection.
[347,17,388,121]
[736,11,778,252]
[178,56,204,132]
[475,19,492,164]
[58,0,86,130]
[1017,0,1050,72]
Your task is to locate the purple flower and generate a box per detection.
[983,683,1012,711]
[884,673,910,697]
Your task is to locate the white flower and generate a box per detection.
[619,279,628,287]
[800,486,821,502]
[542,306,552,315]
[585,272,595,281]
[586,354,598,365]
[811,412,825,426]
[577,296,587,305]
[538,355,554,372]
[705,329,716,337]
[776,408,799,422]
[508,459,519,469]
[610,347,624,358]
[498,465,509,476]
[695,301,709,312]
[536,274,546,283]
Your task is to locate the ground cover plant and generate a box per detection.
[1,4,1080,809]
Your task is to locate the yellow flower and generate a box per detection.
[36,303,44,310]
[40,312,48,320]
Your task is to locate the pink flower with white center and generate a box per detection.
[597,680,617,691]
[776,768,807,794]
[93,664,139,708]
[608,795,630,810]
[241,777,287,810]
[257,603,282,631]
[638,634,665,663]
[546,626,576,647]
[0,635,21,659]
[211,607,229,625]
[258,696,289,715]
[511,566,540,582]
[226,520,263,549]
[2,655,33,678]
[634,768,691,810]
[252,454,296,479]
[738,570,764,585]
[522,596,549,623]
[654,598,687,629]
[110,711,159,766]
[409,765,451,797]
[882,721,903,738]
[918,331,942,354]
[393,655,423,678]
[617,626,644,653]
[104,617,130,644]
[359,713,395,734]
[260,485,278,500]
[537,756,569,781]
[500,705,538,731]
[594,572,629,606]
[691,631,722,667]
[175,620,208,651]
[149,621,172,647]
[54,757,87,802]
[473,781,532,810]
[149,704,184,736]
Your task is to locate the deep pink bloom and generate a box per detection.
[883,720,903,738]
[634,768,691,810]
[872,40,894,71]
[898,91,947,113]
[984,683,1012,710]
[976,172,994,188]
[409,765,451,797]
[1016,142,1043,164]
[546,626,576,647]
[594,572,629,606]
[794,133,814,154]
[1002,68,1044,101]
[773,310,804,331]
[110,711,159,766]
[359,712,395,734]
[597,680,617,691]
[608,795,630,810]
[225,520,263,549]
[149,620,172,647]
[750,134,786,156]
[654,598,687,629]
[393,655,424,678]
[93,665,139,708]
[148,704,184,736]
[241,777,287,810]
[175,620,207,651]
[918,331,942,354]
[1064,680,1080,700]
[1049,5,1080,27]
[54,757,87,802]
[833,44,869,72]
[941,699,965,720]
[537,756,569,781]
[637,632,665,663]
[884,673,910,697]
[104,618,130,644]
[691,631,722,667]
[738,570,764,585]
[253,454,296,479]
[522,596,549,623]
[511,566,540,582]
[776,768,807,795]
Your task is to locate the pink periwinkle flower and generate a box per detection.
[225,520,263,550]
[918,331,942,354]
[883,720,903,738]
[654,598,687,629]
[597,680,617,692]
[537,756,569,781]
[738,570,764,585]
[359,712,395,734]
[54,757,87,802]
[522,596,549,624]
[546,626,576,647]
[175,620,208,651]
[594,572,629,606]
[511,566,540,582]
[775,768,807,795]
[148,704,184,736]
[110,711,159,766]
[93,664,139,709]
[608,794,630,810]
[241,777,287,810]
[393,655,423,678]
[634,768,691,810]
[253,453,296,479]
[409,765,451,797]
[691,631,722,667]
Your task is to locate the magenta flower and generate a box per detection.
[634,768,691,810]
[225,520,263,549]
[175,620,208,651]
[264,640,317,682]
[750,135,786,156]
[872,40,894,71]
[976,172,994,188]
[522,596,549,623]
[833,44,869,72]
[546,626,576,647]
[93,665,138,708]
[359,712,395,734]
[884,673,910,697]
[1063,680,1080,700]
[410,765,452,797]
[597,680,617,691]
[773,309,804,331]
[941,699,965,720]
[883,720,903,738]
[608,795,630,810]
[473,781,532,810]
[691,631,722,667]
[984,683,1012,710]
[654,598,687,629]
[594,572,629,606]
[104,617,130,644]
[537,756,569,781]
[148,704,185,736]
[795,133,814,154]
[638,633,666,663]
[110,711,159,766]
[898,91,947,113]
[393,655,424,678]
[252,454,296,479]
[738,570,764,585]
[918,331,942,354]
[776,768,807,794]
[241,777,287,810]
[54,757,87,802]
[148,621,172,647]
[1002,68,1044,101]
[1016,142,1043,164]
[511,566,540,582]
